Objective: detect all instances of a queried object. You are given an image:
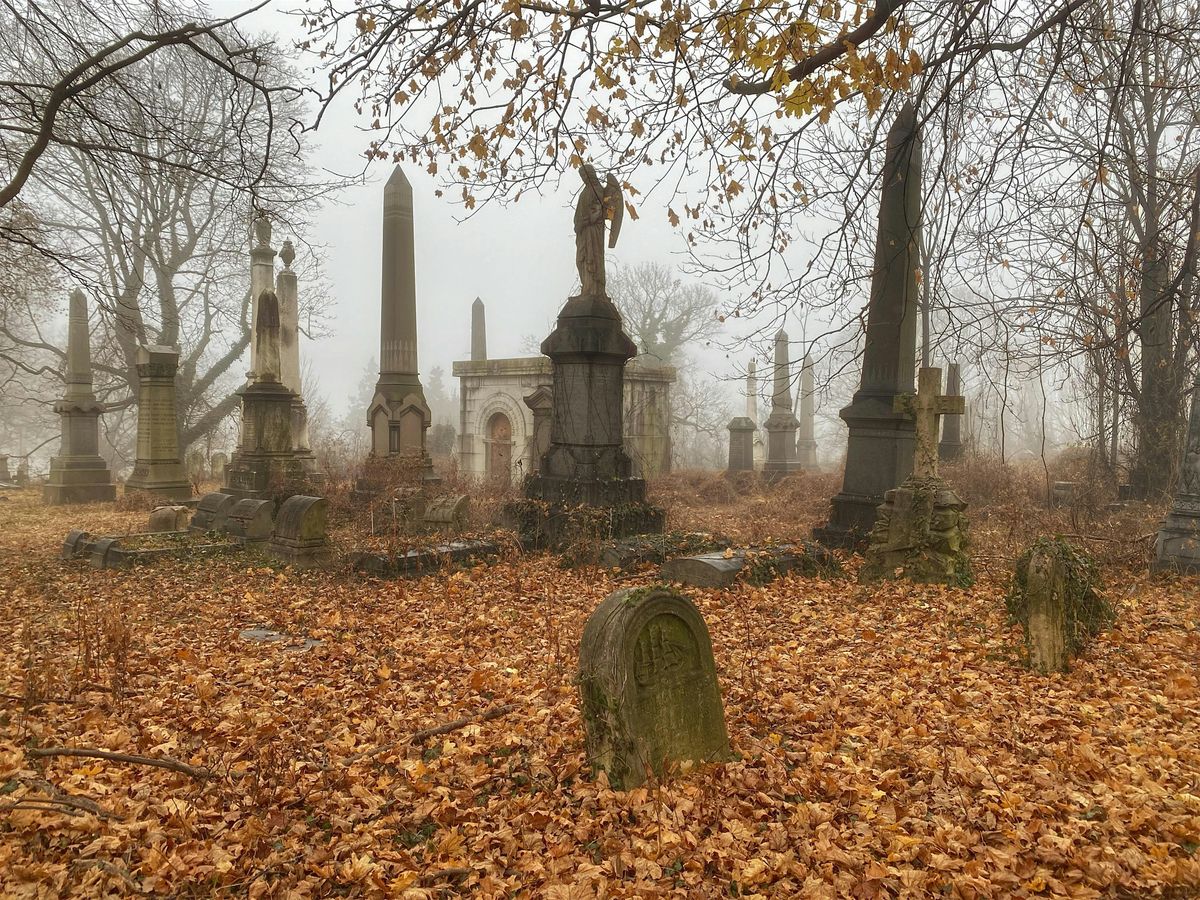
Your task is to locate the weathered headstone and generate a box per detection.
[190,491,236,533]
[223,498,275,545]
[1050,481,1076,508]
[662,543,841,588]
[15,459,28,486]
[725,416,756,473]
[1154,379,1200,572]
[815,103,921,547]
[147,505,189,533]
[43,289,117,504]
[796,354,818,470]
[424,494,469,529]
[124,344,191,501]
[762,330,801,484]
[1008,538,1111,673]
[267,495,331,567]
[62,529,92,560]
[209,452,228,481]
[860,367,970,586]
[578,586,730,789]
[937,361,965,461]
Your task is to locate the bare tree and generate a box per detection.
[608,262,721,364]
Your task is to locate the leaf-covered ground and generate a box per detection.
[1,479,1198,898]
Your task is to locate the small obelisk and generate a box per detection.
[276,240,318,473]
[763,330,801,483]
[938,361,965,460]
[366,166,432,466]
[816,102,921,547]
[797,354,819,469]
[471,297,487,361]
[44,289,116,503]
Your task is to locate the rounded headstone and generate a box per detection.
[148,505,189,533]
[190,492,236,533]
[223,498,275,543]
[273,495,328,543]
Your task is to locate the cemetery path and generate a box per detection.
[1,486,1198,897]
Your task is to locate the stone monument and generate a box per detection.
[222,291,304,500]
[0,455,10,484]
[762,330,801,484]
[276,239,319,474]
[471,296,487,361]
[124,344,191,501]
[578,585,731,790]
[515,164,663,541]
[724,360,753,475]
[44,289,117,504]
[815,102,922,548]
[938,361,965,461]
[796,354,819,469]
[748,359,765,467]
[1153,377,1200,572]
[365,166,433,472]
[859,367,970,585]
[266,495,331,567]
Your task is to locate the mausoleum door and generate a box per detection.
[487,412,513,485]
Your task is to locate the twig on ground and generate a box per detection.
[27,746,213,780]
[345,703,519,766]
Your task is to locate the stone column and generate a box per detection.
[747,359,764,467]
[938,361,965,460]
[1153,378,1200,573]
[277,240,318,473]
[763,330,801,483]
[816,102,921,548]
[797,353,819,469]
[124,345,191,500]
[248,213,276,379]
[367,166,432,465]
[471,297,487,361]
[727,417,756,473]
[44,289,116,503]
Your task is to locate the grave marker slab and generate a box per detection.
[148,505,190,533]
[190,492,236,533]
[223,498,274,545]
[267,495,331,567]
[578,585,730,790]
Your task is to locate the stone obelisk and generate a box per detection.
[366,166,432,468]
[797,353,819,469]
[748,359,764,467]
[276,240,318,473]
[763,330,801,484]
[938,361,965,460]
[44,289,116,504]
[728,359,759,473]
[471,297,487,361]
[816,102,921,548]
[124,345,192,500]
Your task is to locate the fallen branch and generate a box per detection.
[420,867,474,884]
[345,703,519,766]
[27,747,213,780]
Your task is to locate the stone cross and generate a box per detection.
[894,367,964,479]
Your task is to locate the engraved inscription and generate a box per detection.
[634,615,695,687]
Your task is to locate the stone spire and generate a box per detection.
[816,102,922,547]
[763,330,801,483]
[249,212,277,378]
[797,353,818,469]
[44,289,116,503]
[471,296,487,361]
[746,359,758,423]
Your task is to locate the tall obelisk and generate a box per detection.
[815,102,921,547]
[367,166,432,465]
[762,329,801,483]
[471,297,487,361]
[44,289,116,503]
[796,354,819,469]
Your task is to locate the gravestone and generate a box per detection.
[43,289,117,504]
[209,452,228,480]
[1154,379,1200,572]
[796,354,819,470]
[578,585,730,790]
[860,367,970,586]
[15,459,28,486]
[938,362,965,460]
[662,543,842,588]
[190,492,236,533]
[523,385,554,474]
[223,498,275,545]
[762,330,801,484]
[148,505,189,533]
[62,529,91,560]
[267,495,331,567]
[725,417,756,473]
[815,103,921,547]
[1050,482,1076,508]
[186,450,207,483]
[124,344,191,501]
[424,494,469,529]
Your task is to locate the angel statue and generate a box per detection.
[574,164,624,297]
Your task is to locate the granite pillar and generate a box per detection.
[797,353,819,470]
[938,361,965,461]
[124,344,191,500]
[471,296,487,361]
[727,417,756,473]
[815,102,921,548]
[44,289,116,504]
[763,330,801,484]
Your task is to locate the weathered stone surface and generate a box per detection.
[938,362,965,460]
[1008,538,1112,674]
[1050,481,1076,508]
[662,543,842,588]
[44,289,117,504]
[816,103,922,547]
[726,417,756,473]
[1155,381,1200,572]
[471,296,487,361]
[424,494,469,528]
[124,344,191,501]
[600,532,732,572]
[502,499,665,554]
[62,529,92,560]
[796,354,819,470]
[859,477,971,586]
[578,586,731,790]
[210,452,228,480]
[223,498,275,545]
[661,553,745,588]
[89,537,124,569]
[266,495,331,567]
[190,492,236,533]
[763,330,801,484]
[349,539,500,577]
[148,505,189,533]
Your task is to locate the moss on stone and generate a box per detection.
[1007,537,1113,660]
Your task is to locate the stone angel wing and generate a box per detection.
[604,174,623,248]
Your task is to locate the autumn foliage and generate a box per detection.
[2,469,1199,897]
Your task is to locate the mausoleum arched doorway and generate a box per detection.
[486,412,514,484]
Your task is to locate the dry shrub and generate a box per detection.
[114,488,175,512]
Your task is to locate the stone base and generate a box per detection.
[221,453,307,502]
[813,492,880,549]
[859,477,971,586]
[125,461,191,502]
[938,439,964,461]
[43,455,117,505]
[762,460,803,485]
[501,497,665,551]
[524,473,648,507]
[796,440,819,470]
[266,538,332,569]
[44,480,117,505]
[1152,509,1200,574]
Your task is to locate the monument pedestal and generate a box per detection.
[124,345,191,501]
[1152,507,1200,573]
[44,404,116,504]
[726,416,756,473]
[222,379,306,501]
